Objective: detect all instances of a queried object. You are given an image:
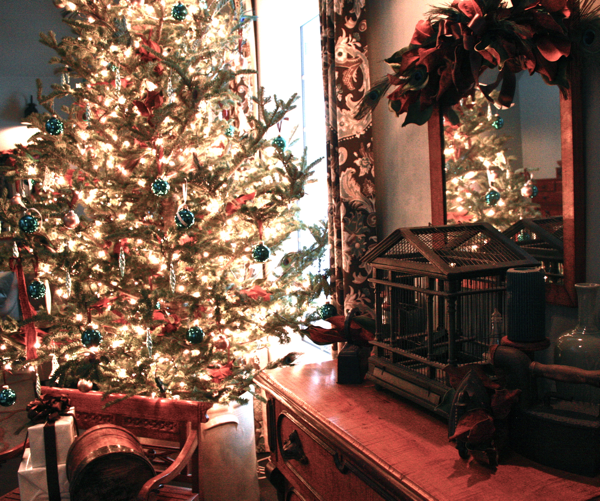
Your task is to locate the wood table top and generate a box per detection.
[256,360,600,501]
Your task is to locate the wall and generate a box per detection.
[0,0,70,150]
[365,0,600,361]
[366,1,433,237]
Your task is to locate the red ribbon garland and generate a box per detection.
[8,257,37,360]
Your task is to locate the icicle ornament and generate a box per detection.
[119,245,126,277]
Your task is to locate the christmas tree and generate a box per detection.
[0,0,328,405]
[444,91,541,231]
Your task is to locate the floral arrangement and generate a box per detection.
[360,0,600,126]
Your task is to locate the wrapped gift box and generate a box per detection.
[18,448,70,501]
[29,409,76,468]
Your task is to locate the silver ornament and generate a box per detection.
[119,246,126,278]
[65,270,72,297]
[146,329,153,357]
[170,262,176,293]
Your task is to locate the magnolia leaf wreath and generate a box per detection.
[358,0,600,126]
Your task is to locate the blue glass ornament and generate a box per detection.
[0,387,17,407]
[530,185,538,198]
[172,2,188,21]
[19,214,40,234]
[45,117,64,135]
[485,190,500,206]
[151,177,170,196]
[252,243,270,263]
[108,62,118,71]
[318,303,337,320]
[272,135,286,149]
[175,208,195,228]
[517,231,531,243]
[225,125,235,137]
[186,326,205,344]
[81,327,102,348]
[28,279,46,300]
[492,116,504,129]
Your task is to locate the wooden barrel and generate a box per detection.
[67,424,155,501]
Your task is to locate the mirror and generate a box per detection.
[428,61,585,307]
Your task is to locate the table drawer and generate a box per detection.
[272,403,388,501]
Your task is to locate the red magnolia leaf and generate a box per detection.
[303,325,345,345]
[449,409,495,444]
[133,100,150,118]
[452,0,483,19]
[537,35,571,62]
[239,285,271,301]
[225,192,256,215]
[540,0,570,15]
[138,36,162,62]
[208,362,233,383]
[410,19,436,46]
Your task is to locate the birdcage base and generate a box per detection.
[366,357,452,419]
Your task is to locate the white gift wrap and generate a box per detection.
[29,410,77,468]
[18,448,70,501]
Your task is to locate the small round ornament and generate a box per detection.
[517,231,531,243]
[530,185,538,198]
[172,2,188,21]
[151,177,170,197]
[175,208,195,229]
[272,135,286,149]
[318,303,337,320]
[252,242,270,263]
[213,334,230,351]
[77,379,94,393]
[45,117,64,135]
[19,214,40,234]
[81,327,102,348]
[225,125,235,137]
[521,184,533,198]
[0,386,17,407]
[28,279,47,300]
[63,210,80,229]
[492,116,504,129]
[186,326,205,344]
[485,189,500,206]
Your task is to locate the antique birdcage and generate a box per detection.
[361,223,539,418]
[503,216,564,285]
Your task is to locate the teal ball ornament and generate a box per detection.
[172,2,188,21]
[272,135,286,149]
[492,116,504,129]
[485,190,500,206]
[45,117,64,135]
[28,279,47,300]
[175,208,195,229]
[225,125,235,137]
[151,177,170,196]
[530,185,538,198]
[252,243,270,263]
[186,326,205,344]
[0,387,17,407]
[81,327,102,348]
[19,214,40,234]
[318,303,337,320]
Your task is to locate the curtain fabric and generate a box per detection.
[319,0,377,317]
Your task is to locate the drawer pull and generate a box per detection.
[333,452,349,474]
[282,430,308,464]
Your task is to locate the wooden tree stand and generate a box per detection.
[38,387,212,501]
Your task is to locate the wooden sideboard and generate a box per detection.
[255,360,600,501]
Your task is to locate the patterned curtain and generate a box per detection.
[319,0,377,316]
